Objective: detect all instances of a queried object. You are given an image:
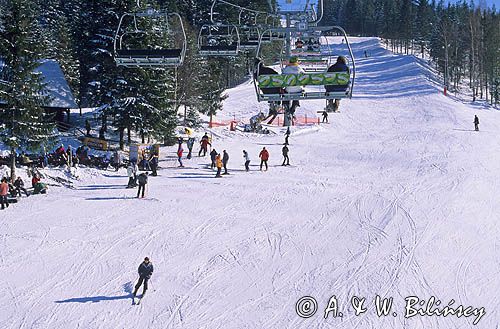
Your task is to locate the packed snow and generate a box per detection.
[1,37,499,329]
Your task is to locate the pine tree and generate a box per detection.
[0,0,57,180]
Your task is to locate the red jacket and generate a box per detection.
[259,149,269,161]
[0,182,8,196]
[177,148,183,157]
[32,176,40,187]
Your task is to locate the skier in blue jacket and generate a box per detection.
[133,257,154,297]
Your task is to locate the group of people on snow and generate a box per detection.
[1,173,48,210]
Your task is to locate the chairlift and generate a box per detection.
[198,24,241,57]
[114,10,187,68]
[253,25,356,102]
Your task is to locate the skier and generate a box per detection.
[85,119,91,137]
[186,137,195,159]
[149,152,159,176]
[199,133,211,157]
[474,115,479,131]
[13,177,29,197]
[0,178,9,210]
[325,56,350,112]
[259,147,269,171]
[215,154,222,177]
[284,127,290,145]
[177,145,184,167]
[322,110,328,123]
[137,172,148,198]
[282,145,290,166]
[243,150,250,172]
[282,56,305,117]
[133,257,154,298]
[126,163,136,188]
[222,150,229,175]
[210,148,217,169]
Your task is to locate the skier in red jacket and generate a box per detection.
[259,147,269,171]
[198,133,211,157]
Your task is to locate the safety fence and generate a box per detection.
[208,114,320,129]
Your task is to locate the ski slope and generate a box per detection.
[1,37,499,329]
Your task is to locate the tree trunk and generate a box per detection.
[119,127,124,150]
[10,147,16,181]
[127,126,131,144]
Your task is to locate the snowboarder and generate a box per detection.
[13,177,29,197]
[259,147,269,171]
[474,115,479,131]
[322,110,328,123]
[85,119,91,136]
[243,150,250,172]
[325,56,350,112]
[0,178,9,210]
[149,152,159,176]
[210,149,217,169]
[282,145,290,166]
[186,137,195,159]
[137,172,148,198]
[222,150,229,175]
[133,257,154,298]
[199,133,211,157]
[177,145,184,167]
[215,154,222,178]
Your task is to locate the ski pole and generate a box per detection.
[149,278,156,292]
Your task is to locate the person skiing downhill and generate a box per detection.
[282,145,290,166]
[137,172,148,198]
[474,115,479,131]
[259,147,269,171]
[243,150,250,172]
[133,257,154,299]
[322,110,328,123]
[284,127,290,145]
[222,150,229,175]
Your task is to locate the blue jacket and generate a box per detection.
[138,262,154,279]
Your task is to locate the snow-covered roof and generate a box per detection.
[0,59,78,109]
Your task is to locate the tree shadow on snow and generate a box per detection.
[55,282,133,304]
[452,128,476,132]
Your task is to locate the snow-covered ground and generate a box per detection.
[1,37,499,329]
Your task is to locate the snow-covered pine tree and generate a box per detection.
[0,0,57,180]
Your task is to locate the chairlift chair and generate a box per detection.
[114,10,187,68]
[198,24,241,57]
[253,26,356,102]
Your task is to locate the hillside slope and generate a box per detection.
[0,37,499,329]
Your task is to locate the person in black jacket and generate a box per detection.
[133,257,154,297]
[474,115,479,131]
[210,149,217,169]
[282,145,290,166]
[325,56,350,112]
[222,150,229,175]
[14,177,29,197]
[137,172,148,198]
